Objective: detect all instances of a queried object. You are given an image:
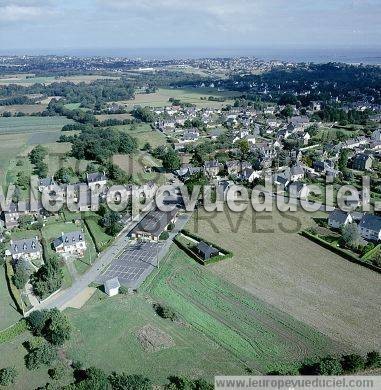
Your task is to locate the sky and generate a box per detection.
[0,0,380,55]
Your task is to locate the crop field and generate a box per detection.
[0,116,74,135]
[186,205,381,352]
[64,292,246,383]
[118,87,241,109]
[95,113,134,121]
[142,246,342,374]
[0,73,120,86]
[0,104,47,114]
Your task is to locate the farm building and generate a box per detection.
[104,277,120,297]
[196,241,219,260]
[130,208,178,242]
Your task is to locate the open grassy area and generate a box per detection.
[0,266,21,330]
[0,73,120,86]
[0,104,47,114]
[116,122,167,149]
[64,291,246,383]
[0,116,74,135]
[84,216,113,252]
[186,205,381,353]
[142,246,342,374]
[118,87,241,109]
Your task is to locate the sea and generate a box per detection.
[1,46,381,65]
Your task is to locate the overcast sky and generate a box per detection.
[0,0,380,54]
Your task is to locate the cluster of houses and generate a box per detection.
[328,209,381,242]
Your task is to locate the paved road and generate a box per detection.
[26,206,191,314]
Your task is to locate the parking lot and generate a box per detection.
[97,241,164,290]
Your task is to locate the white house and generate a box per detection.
[104,277,120,297]
[328,210,353,229]
[53,231,87,257]
[8,237,42,261]
[86,172,107,192]
[358,214,381,241]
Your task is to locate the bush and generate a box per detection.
[25,343,57,370]
[0,320,27,344]
[0,367,18,386]
[48,362,67,380]
[366,351,381,369]
[341,354,365,373]
[318,356,343,375]
[159,231,170,240]
[153,303,177,321]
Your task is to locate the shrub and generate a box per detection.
[25,343,57,370]
[159,231,170,240]
[0,367,18,386]
[153,303,177,321]
[318,356,343,375]
[341,354,365,373]
[48,362,67,380]
[366,351,381,369]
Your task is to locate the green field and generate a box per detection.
[0,266,21,330]
[0,116,74,135]
[64,291,246,383]
[142,246,342,374]
[116,122,167,149]
[84,216,113,252]
[119,87,241,109]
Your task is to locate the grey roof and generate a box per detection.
[241,168,254,179]
[104,277,120,290]
[197,241,219,257]
[87,172,107,184]
[204,160,220,169]
[328,209,350,224]
[10,237,41,255]
[131,208,178,237]
[53,231,85,249]
[359,214,381,233]
[38,177,55,187]
[290,165,304,176]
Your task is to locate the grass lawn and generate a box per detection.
[141,246,342,374]
[116,122,167,149]
[118,87,241,109]
[64,291,247,383]
[186,205,381,353]
[84,216,113,252]
[0,266,21,330]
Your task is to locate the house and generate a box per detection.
[53,231,87,257]
[352,153,373,171]
[180,129,200,143]
[86,172,107,192]
[226,160,241,175]
[358,214,381,241]
[240,168,258,183]
[290,165,304,182]
[2,202,38,230]
[328,210,353,229]
[289,182,310,199]
[196,241,219,260]
[104,277,120,297]
[371,129,381,141]
[8,237,42,261]
[38,177,55,192]
[176,164,202,180]
[130,208,178,241]
[274,174,290,189]
[204,160,221,178]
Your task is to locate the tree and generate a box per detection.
[341,354,365,373]
[108,373,152,390]
[44,308,72,346]
[33,161,48,178]
[280,105,293,118]
[159,231,169,240]
[0,367,18,386]
[100,211,122,236]
[30,257,63,299]
[76,367,109,390]
[48,362,67,380]
[12,261,31,289]
[338,149,350,172]
[318,356,343,375]
[341,223,361,249]
[237,139,250,160]
[132,107,155,123]
[29,145,47,165]
[16,171,29,189]
[25,343,57,371]
[162,148,181,171]
[27,309,71,346]
[55,167,74,184]
[366,351,381,369]
[153,303,177,321]
[18,214,34,229]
